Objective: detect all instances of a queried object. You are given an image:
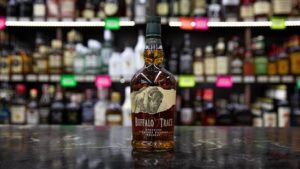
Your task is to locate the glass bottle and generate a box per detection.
[49,39,63,74]
[289,35,300,75]
[0,89,10,125]
[134,0,147,20]
[50,86,64,124]
[134,30,145,71]
[81,89,95,125]
[253,36,268,75]
[122,86,132,126]
[73,44,86,74]
[94,87,108,125]
[267,49,277,75]
[253,0,271,20]
[100,30,114,74]
[202,88,216,126]
[277,47,289,75]
[240,0,254,21]
[216,99,233,126]
[85,39,101,74]
[231,47,244,75]
[180,89,194,125]
[66,94,81,125]
[105,92,123,126]
[19,0,32,18]
[193,0,207,17]
[63,30,77,74]
[193,88,203,125]
[179,34,193,74]
[60,0,75,19]
[121,45,135,78]
[0,50,10,75]
[193,47,204,76]
[168,46,179,75]
[6,0,18,18]
[33,0,46,19]
[10,47,23,74]
[179,0,191,16]
[272,0,292,17]
[109,52,122,77]
[208,0,222,21]
[131,16,177,152]
[10,84,27,125]
[215,37,228,75]
[222,0,240,21]
[156,0,169,17]
[170,0,179,17]
[243,50,254,75]
[46,0,60,18]
[39,84,51,124]
[204,45,216,75]
[104,0,120,17]
[26,89,39,125]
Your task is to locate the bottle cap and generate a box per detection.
[146,16,161,38]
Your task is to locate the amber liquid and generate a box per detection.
[131,44,176,152]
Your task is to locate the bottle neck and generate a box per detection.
[144,37,164,66]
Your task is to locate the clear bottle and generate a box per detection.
[204,45,216,75]
[180,89,194,125]
[74,44,86,74]
[215,37,228,75]
[109,52,122,77]
[39,84,51,124]
[50,86,64,124]
[10,84,27,125]
[105,92,123,126]
[66,94,81,125]
[179,34,193,74]
[81,89,95,125]
[193,47,204,76]
[94,87,109,125]
[26,89,39,125]
[64,30,77,74]
[134,0,147,19]
[122,86,131,126]
[86,39,101,74]
[131,16,177,152]
[100,30,114,74]
[121,45,135,78]
[134,30,145,71]
[49,39,63,74]
[170,0,179,17]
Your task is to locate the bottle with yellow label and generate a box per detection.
[10,48,23,74]
[267,49,277,75]
[277,47,289,75]
[288,35,300,75]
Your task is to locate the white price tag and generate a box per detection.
[134,17,146,24]
[50,75,60,82]
[206,76,216,83]
[85,75,95,82]
[38,74,49,82]
[6,17,17,21]
[243,76,255,83]
[269,76,280,83]
[232,76,242,83]
[195,76,204,82]
[19,17,30,21]
[26,74,37,82]
[11,75,23,82]
[281,76,294,83]
[75,75,85,82]
[0,75,9,81]
[257,76,268,83]
[161,17,168,24]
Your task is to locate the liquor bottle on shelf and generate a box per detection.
[49,39,63,74]
[94,87,109,126]
[81,89,95,125]
[10,46,24,75]
[193,47,204,76]
[122,86,131,126]
[82,0,95,19]
[291,0,300,17]
[134,30,145,71]
[33,0,46,20]
[215,37,228,75]
[267,46,277,75]
[272,0,292,17]
[291,88,300,126]
[251,102,263,127]
[222,0,240,21]
[26,89,39,125]
[85,39,101,74]
[10,84,27,125]
[121,45,135,78]
[204,45,216,75]
[240,0,254,21]
[202,88,216,126]
[104,0,120,17]
[208,0,222,21]
[168,46,179,75]
[230,47,244,75]
[243,50,254,75]
[105,92,122,126]
[100,30,114,74]
[216,99,233,126]
[170,0,179,16]
[253,0,271,20]
[32,33,44,74]
[179,34,193,74]
[192,0,207,17]
[46,0,60,18]
[66,94,81,125]
[193,88,203,125]
[179,0,191,16]
[253,35,268,75]
[262,98,277,127]
[73,44,86,74]
[0,50,10,75]
[109,52,122,77]
[39,84,51,124]
[50,86,64,124]
[275,85,290,127]
[125,0,133,18]
[156,0,169,17]
[234,94,252,125]
[60,0,76,19]
[97,1,106,19]
[19,0,32,19]
[131,16,177,152]
[276,47,290,75]
[6,0,18,18]
[134,0,147,20]
[63,30,77,74]
[180,89,194,125]
[0,84,11,124]
[288,35,300,75]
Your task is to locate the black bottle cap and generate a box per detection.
[146,16,161,38]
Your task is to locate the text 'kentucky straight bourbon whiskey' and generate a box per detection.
[131,16,177,152]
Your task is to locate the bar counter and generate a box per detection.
[0,126,299,169]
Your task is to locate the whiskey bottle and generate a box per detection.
[33,0,46,20]
[243,50,254,75]
[26,89,39,125]
[156,0,169,17]
[39,84,51,124]
[272,0,292,17]
[63,30,77,74]
[215,37,228,75]
[277,47,289,75]
[193,88,203,125]
[105,92,123,126]
[131,16,177,152]
[192,0,207,17]
[66,94,81,125]
[49,39,63,74]
[179,0,191,16]
[180,89,194,125]
[202,88,216,126]
[193,47,204,76]
[253,0,271,20]
[50,86,64,124]
[204,45,216,75]
[222,0,240,21]
[179,34,193,74]
[0,50,10,75]
[168,46,179,75]
[94,87,108,125]
[288,35,300,75]
[104,0,120,17]
[60,0,75,19]
[6,0,18,18]
[81,89,95,125]
[230,47,244,75]
[10,84,27,125]
[19,0,32,19]
[240,0,254,21]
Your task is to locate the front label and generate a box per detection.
[11,106,26,124]
[131,87,176,138]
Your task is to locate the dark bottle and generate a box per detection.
[179,34,193,74]
[39,84,51,124]
[231,47,244,75]
[216,99,233,126]
[6,0,19,17]
[105,92,123,126]
[202,88,216,126]
[291,87,300,126]
[131,16,177,152]
[50,87,64,124]
[66,94,81,125]
[193,88,203,125]
[0,84,11,125]
[234,94,252,126]
[81,89,95,125]
[168,46,179,74]
[180,89,194,125]
[10,84,27,125]
[222,0,240,21]
[26,89,39,125]
[19,0,32,18]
